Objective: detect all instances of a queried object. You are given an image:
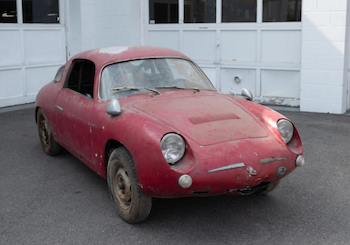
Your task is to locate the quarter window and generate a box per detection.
[149,0,179,24]
[184,0,216,23]
[54,65,65,82]
[0,0,17,23]
[66,60,95,99]
[263,0,301,22]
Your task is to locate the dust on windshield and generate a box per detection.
[99,58,216,100]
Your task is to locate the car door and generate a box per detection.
[55,59,96,162]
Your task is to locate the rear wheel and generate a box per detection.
[37,108,61,156]
[107,147,152,223]
[254,181,280,195]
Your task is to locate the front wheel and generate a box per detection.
[37,108,61,156]
[107,147,152,223]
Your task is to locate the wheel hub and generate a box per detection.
[114,167,131,208]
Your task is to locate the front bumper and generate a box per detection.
[137,137,303,198]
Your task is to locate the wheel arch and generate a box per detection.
[104,139,127,176]
[35,106,40,123]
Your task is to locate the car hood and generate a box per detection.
[133,95,268,146]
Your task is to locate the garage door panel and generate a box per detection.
[221,31,257,62]
[262,30,301,63]
[220,68,256,96]
[200,67,217,88]
[0,69,23,99]
[24,30,65,64]
[26,66,61,95]
[0,31,21,67]
[183,31,216,61]
[261,70,300,98]
[147,31,180,51]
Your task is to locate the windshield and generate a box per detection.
[99,58,216,100]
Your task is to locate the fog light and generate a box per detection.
[296,155,305,167]
[178,174,192,189]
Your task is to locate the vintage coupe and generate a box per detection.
[35,46,304,223]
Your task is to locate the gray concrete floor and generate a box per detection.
[1,107,350,244]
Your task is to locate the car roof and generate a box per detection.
[69,46,189,67]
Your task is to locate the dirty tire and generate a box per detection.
[37,108,62,156]
[254,181,280,195]
[107,147,152,223]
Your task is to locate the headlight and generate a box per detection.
[277,119,294,144]
[160,133,185,164]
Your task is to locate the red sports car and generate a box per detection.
[35,46,305,223]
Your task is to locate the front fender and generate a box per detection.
[99,107,197,195]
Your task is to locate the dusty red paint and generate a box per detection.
[35,46,303,198]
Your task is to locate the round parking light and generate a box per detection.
[178,174,193,189]
[296,155,305,167]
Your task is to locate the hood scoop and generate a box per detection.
[133,95,267,146]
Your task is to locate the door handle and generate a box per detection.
[55,105,63,111]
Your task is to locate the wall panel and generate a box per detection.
[25,66,61,95]
[220,68,256,96]
[147,31,180,51]
[221,31,257,62]
[262,30,301,63]
[183,31,216,61]
[0,31,22,67]
[261,70,300,98]
[0,69,23,99]
[23,30,65,64]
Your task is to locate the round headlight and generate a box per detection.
[277,119,294,144]
[160,133,185,164]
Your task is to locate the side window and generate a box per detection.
[66,60,95,98]
[54,65,65,82]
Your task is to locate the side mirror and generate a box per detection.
[106,98,121,116]
[241,88,253,101]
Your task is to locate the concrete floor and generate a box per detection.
[1,107,350,245]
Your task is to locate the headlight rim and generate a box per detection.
[277,119,294,144]
[160,133,186,165]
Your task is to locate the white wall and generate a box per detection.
[67,0,141,59]
[0,0,66,108]
[144,0,302,107]
[346,0,350,110]
[66,0,82,58]
[300,0,348,114]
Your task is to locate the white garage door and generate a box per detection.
[0,0,66,107]
[143,0,302,106]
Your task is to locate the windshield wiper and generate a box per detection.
[155,86,200,92]
[111,86,161,95]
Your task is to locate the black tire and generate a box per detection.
[107,147,152,223]
[37,108,62,156]
[254,181,280,195]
